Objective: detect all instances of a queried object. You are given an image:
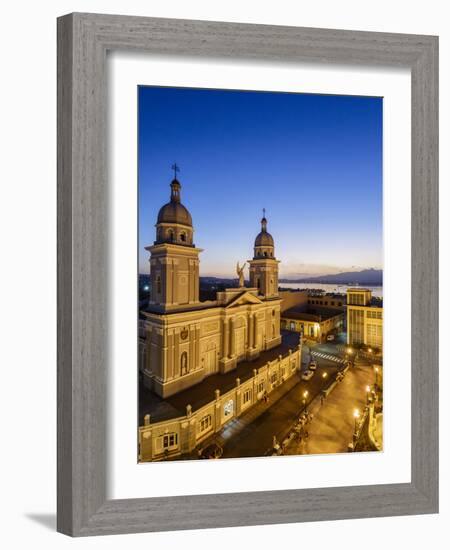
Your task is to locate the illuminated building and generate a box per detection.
[346,288,383,350]
[141,177,290,398]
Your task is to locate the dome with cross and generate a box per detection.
[254,209,275,256]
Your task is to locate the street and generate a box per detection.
[220,340,346,458]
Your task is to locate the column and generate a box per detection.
[222,318,229,359]
[248,314,254,349]
[189,260,194,303]
[167,332,174,379]
[172,260,178,304]
[195,325,200,370]
[229,318,235,358]
[166,260,173,304]
[158,330,165,381]
[195,261,200,302]
[253,313,258,349]
[189,326,195,373]
[174,331,180,377]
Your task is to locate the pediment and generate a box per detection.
[225,291,263,308]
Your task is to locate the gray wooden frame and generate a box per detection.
[57,12,438,537]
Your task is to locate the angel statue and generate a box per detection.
[236,261,247,288]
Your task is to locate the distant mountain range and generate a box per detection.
[279,268,382,286]
[141,269,383,288]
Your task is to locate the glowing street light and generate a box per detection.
[303,390,309,413]
[322,372,328,379]
[366,385,371,404]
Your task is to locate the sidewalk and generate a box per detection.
[190,373,302,457]
[285,363,379,455]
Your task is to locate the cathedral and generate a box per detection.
[141,175,283,398]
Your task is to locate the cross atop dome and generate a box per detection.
[261,208,268,231]
[171,162,180,179]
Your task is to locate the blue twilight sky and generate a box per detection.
[138,86,382,278]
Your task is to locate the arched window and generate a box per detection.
[180,352,188,375]
[256,278,260,289]
[180,232,186,243]
[264,251,267,257]
[167,229,174,242]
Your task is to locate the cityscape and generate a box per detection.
[137,87,383,462]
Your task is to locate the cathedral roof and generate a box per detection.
[255,229,274,247]
[157,178,193,227]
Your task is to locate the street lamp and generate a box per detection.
[303,390,309,413]
[322,372,328,380]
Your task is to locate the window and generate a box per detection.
[367,323,382,348]
[156,275,161,294]
[348,293,365,305]
[180,232,186,242]
[257,380,265,394]
[167,229,174,242]
[272,309,275,316]
[180,351,189,375]
[199,415,212,433]
[243,389,252,404]
[160,432,178,450]
[271,372,277,384]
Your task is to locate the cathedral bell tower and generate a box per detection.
[248,210,279,298]
[146,168,202,311]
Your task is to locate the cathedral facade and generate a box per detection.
[141,177,283,398]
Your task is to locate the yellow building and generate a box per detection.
[138,176,302,460]
[279,290,344,341]
[141,177,285,398]
[346,288,383,350]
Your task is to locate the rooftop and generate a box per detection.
[282,306,344,322]
[139,330,300,424]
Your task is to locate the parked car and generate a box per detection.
[308,360,317,371]
[302,370,315,381]
[326,334,335,341]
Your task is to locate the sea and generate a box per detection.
[280,282,383,299]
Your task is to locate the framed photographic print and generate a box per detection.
[57,13,438,536]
